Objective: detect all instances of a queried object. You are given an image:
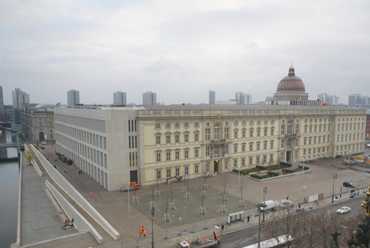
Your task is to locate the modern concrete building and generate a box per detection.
[209,90,215,105]
[54,104,366,191]
[113,91,127,105]
[318,93,340,105]
[142,91,157,105]
[21,103,55,143]
[349,93,370,107]
[12,88,30,109]
[265,65,322,106]
[67,89,80,106]
[235,92,252,104]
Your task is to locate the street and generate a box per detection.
[221,196,366,248]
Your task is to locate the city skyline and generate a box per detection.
[1,1,369,105]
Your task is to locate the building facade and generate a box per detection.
[54,104,366,191]
[235,92,252,104]
[21,104,55,143]
[67,89,80,106]
[318,93,340,105]
[209,91,216,105]
[143,92,157,105]
[113,91,127,105]
[12,88,30,109]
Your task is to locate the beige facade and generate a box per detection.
[54,105,366,191]
[21,104,55,143]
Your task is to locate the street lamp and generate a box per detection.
[263,187,267,222]
[151,208,155,248]
[126,183,130,213]
[332,174,337,203]
[256,202,267,248]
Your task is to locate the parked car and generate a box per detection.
[337,206,351,214]
[343,182,355,188]
[41,141,46,145]
[67,159,73,165]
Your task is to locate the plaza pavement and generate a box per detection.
[17,145,370,248]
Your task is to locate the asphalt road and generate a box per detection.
[221,196,366,248]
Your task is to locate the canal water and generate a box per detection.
[0,130,20,248]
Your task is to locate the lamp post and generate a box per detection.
[151,208,155,248]
[263,187,267,222]
[332,174,337,203]
[127,183,130,213]
[256,202,267,248]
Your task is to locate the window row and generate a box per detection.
[156,122,199,129]
[335,143,362,152]
[337,123,364,131]
[205,127,275,140]
[303,135,331,145]
[303,147,330,155]
[156,164,200,179]
[303,124,331,133]
[336,133,363,142]
[128,120,137,132]
[233,154,275,167]
[129,136,138,149]
[155,133,199,145]
[156,149,200,162]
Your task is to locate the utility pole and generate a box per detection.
[263,187,267,222]
[256,202,266,248]
[332,174,337,203]
[151,208,155,248]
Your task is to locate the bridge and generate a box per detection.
[0,143,18,148]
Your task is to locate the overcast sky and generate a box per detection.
[1,0,369,105]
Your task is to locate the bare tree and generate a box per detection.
[219,173,230,213]
[149,185,156,210]
[168,182,176,210]
[237,176,247,207]
[161,192,171,223]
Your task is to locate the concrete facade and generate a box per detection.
[54,104,366,191]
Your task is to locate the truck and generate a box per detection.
[121,182,140,192]
[260,200,278,212]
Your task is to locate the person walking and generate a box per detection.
[64,168,66,173]
[141,226,145,233]
[143,229,146,237]
[299,203,301,208]
[221,223,224,231]
[247,215,250,222]
[286,194,289,200]
[90,192,93,197]
[316,200,319,205]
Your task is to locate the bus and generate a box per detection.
[243,235,293,248]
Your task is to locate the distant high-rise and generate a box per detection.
[235,92,252,104]
[143,91,157,105]
[318,93,340,105]
[209,90,215,105]
[12,88,30,109]
[0,86,4,121]
[113,91,127,105]
[67,89,80,106]
[349,93,370,106]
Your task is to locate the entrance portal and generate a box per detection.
[39,132,45,141]
[286,151,291,163]
[130,170,138,183]
[214,160,219,173]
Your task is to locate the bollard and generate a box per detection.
[204,221,208,230]
[164,230,168,239]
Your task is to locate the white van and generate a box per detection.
[41,141,46,145]
[260,200,277,212]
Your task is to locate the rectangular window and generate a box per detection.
[166,135,171,144]
[234,145,238,153]
[167,169,171,178]
[303,149,306,155]
[257,157,260,164]
[318,136,321,143]
[205,129,210,140]
[129,136,131,148]
[257,130,261,137]
[281,140,284,148]
[327,135,330,142]
[314,136,317,144]
[234,131,238,139]
[242,158,245,166]
[206,147,210,156]
[295,124,299,134]
[157,170,161,179]
[214,126,220,139]
[224,161,228,169]
[263,155,267,163]
[309,137,312,144]
[175,135,180,143]
[185,167,189,175]
[270,142,273,149]
[264,129,267,136]
[195,165,199,174]
[234,160,237,168]
[281,125,285,135]
[242,145,245,152]
[250,130,253,137]
[176,168,180,176]
[184,134,189,143]
[175,122,180,128]
[287,123,292,135]
[185,150,189,159]
[257,143,260,150]
[195,149,199,158]
[242,130,246,138]
[156,123,161,129]
[271,129,274,136]
[156,136,161,145]
[184,122,189,128]
[250,144,253,151]
[195,133,199,142]
[175,151,180,160]
[156,153,161,162]
[166,152,171,161]
[194,122,199,128]
[270,154,273,161]
[214,146,219,156]
[249,157,253,165]
[166,123,171,129]
[224,128,229,139]
[264,143,267,149]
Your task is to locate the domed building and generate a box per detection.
[266,64,322,106]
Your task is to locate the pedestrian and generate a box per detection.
[316,200,319,205]
[299,203,301,208]
[143,229,146,237]
[247,215,250,222]
[71,218,74,223]
[90,192,93,197]
[139,229,142,238]
[54,165,56,169]
[141,226,145,232]
[286,194,289,200]
[64,219,67,225]
[64,168,66,173]
[221,223,224,231]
